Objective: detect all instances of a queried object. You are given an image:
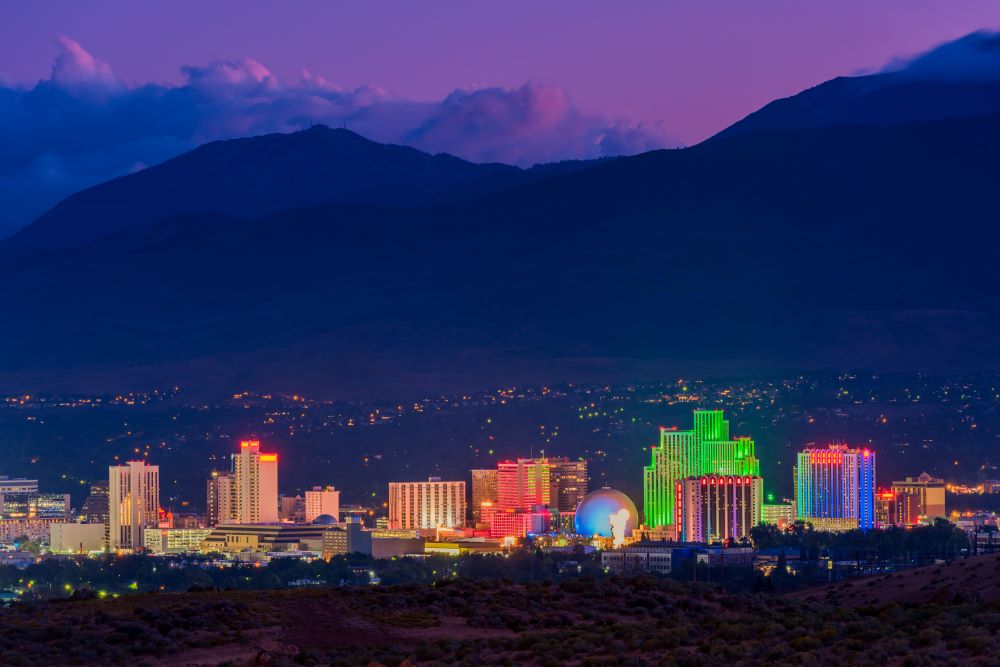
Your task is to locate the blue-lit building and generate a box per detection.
[574,487,638,538]
[795,445,876,532]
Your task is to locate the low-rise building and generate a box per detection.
[49,523,107,553]
[200,524,327,555]
[321,520,372,558]
[143,527,214,554]
[602,542,676,575]
[424,538,504,555]
[371,530,425,558]
[762,502,795,528]
[601,540,754,575]
[0,517,65,543]
[483,507,549,539]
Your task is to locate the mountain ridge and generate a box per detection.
[714,71,1000,139]
[3,110,1000,396]
[0,125,601,267]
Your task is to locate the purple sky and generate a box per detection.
[1,1,999,236]
[4,1,998,141]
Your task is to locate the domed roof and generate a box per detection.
[574,487,638,538]
[312,514,338,525]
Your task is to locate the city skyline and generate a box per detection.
[0,407,958,539]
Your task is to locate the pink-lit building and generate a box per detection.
[495,457,587,512]
[484,506,550,539]
[497,459,552,510]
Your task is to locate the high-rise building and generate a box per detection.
[232,440,278,524]
[890,473,946,525]
[388,477,466,530]
[676,475,763,543]
[470,469,498,523]
[109,461,160,551]
[497,459,552,510]
[795,445,876,532]
[550,459,588,512]
[643,410,761,528]
[206,470,235,527]
[305,486,340,523]
[81,481,110,525]
[495,457,587,513]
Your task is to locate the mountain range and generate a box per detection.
[3,65,1000,398]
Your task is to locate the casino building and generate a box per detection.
[675,475,763,543]
[795,444,876,532]
[643,410,761,529]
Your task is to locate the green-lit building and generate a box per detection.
[643,410,760,529]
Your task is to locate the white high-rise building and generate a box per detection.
[109,461,160,551]
[389,477,466,530]
[233,440,278,524]
[305,486,340,523]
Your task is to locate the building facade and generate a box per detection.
[890,473,946,525]
[305,486,340,523]
[495,457,588,513]
[200,523,327,554]
[206,470,235,527]
[643,410,761,529]
[550,459,588,512]
[0,477,38,495]
[497,459,552,510]
[388,478,466,530]
[470,469,498,523]
[484,507,550,539]
[0,492,70,520]
[232,440,279,524]
[676,475,763,543]
[320,520,372,558]
[81,481,110,525]
[0,517,64,543]
[795,445,876,532]
[762,502,795,528]
[602,541,755,575]
[109,461,160,551]
[143,528,214,554]
[49,523,107,553]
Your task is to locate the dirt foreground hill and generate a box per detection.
[0,575,998,665]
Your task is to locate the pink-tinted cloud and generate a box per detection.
[50,35,119,90]
[404,83,672,165]
[0,38,677,236]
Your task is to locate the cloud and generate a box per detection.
[50,36,120,91]
[0,38,677,237]
[880,29,1000,81]
[403,83,672,166]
